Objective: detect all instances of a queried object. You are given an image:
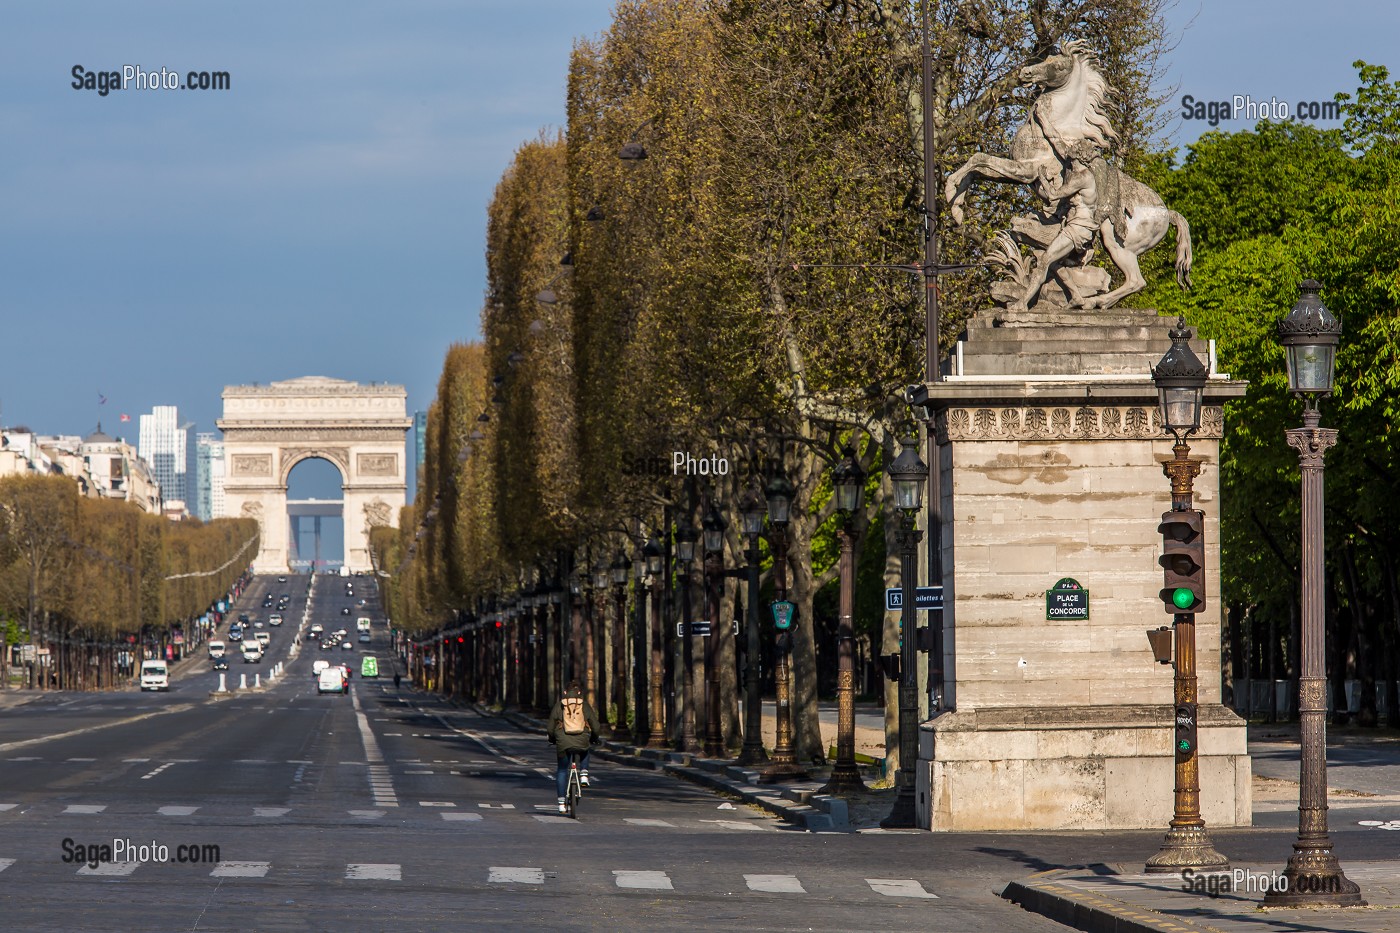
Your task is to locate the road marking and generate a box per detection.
[348,809,385,819]
[441,813,483,822]
[158,806,198,816]
[624,818,676,828]
[0,805,17,812]
[531,814,578,824]
[489,866,544,884]
[0,704,195,754]
[66,757,96,762]
[253,807,290,817]
[0,859,14,873]
[64,805,106,814]
[122,758,150,763]
[285,759,312,764]
[478,803,515,809]
[347,863,401,881]
[234,759,270,764]
[615,870,672,890]
[866,879,938,898]
[212,861,270,878]
[405,769,433,775]
[746,874,806,894]
[7,757,40,762]
[418,801,455,807]
[700,819,770,831]
[383,733,403,736]
[140,762,176,780]
[78,861,138,876]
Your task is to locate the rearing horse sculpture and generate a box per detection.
[945,40,1192,310]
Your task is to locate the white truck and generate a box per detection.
[140,660,169,691]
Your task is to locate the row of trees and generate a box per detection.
[0,475,258,690]
[374,0,1176,768]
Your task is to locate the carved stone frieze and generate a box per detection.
[363,499,393,528]
[220,428,409,442]
[357,453,398,477]
[231,454,273,476]
[941,405,1226,442]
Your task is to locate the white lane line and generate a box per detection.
[0,859,14,873]
[488,866,545,884]
[441,813,483,822]
[614,870,672,890]
[0,805,17,812]
[348,810,385,819]
[866,878,938,898]
[212,861,270,878]
[418,801,455,807]
[405,769,433,775]
[158,806,198,816]
[78,861,139,876]
[122,758,150,763]
[351,688,399,808]
[253,807,290,817]
[234,759,270,764]
[7,757,40,762]
[700,820,770,831]
[531,814,578,824]
[140,762,176,780]
[66,757,96,762]
[478,803,515,810]
[63,805,106,814]
[745,874,806,893]
[624,818,675,828]
[285,759,312,764]
[346,863,401,881]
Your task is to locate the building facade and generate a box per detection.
[138,405,190,514]
[194,433,227,521]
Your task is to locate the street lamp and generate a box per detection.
[1144,317,1230,874]
[1263,280,1363,907]
[675,522,700,753]
[631,545,649,746]
[737,485,769,765]
[611,551,631,741]
[759,471,808,783]
[702,503,727,758]
[881,436,928,827]
[593,563,612,728]
[644,537,668,747]
[821,446,866,795]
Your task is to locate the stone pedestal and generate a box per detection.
[915,308,1251,831]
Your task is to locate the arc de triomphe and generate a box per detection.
[218,377,412,573]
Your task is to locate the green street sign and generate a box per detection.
[770,600,796,631]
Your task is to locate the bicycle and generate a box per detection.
[564,749,585,819]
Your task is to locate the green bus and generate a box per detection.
[360,656,379,678]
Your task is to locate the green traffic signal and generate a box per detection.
[1171,587,1195,610]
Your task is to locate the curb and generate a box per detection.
[463,701,850,831]
[1002,870,1219,933]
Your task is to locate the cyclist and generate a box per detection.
[547,680,600,813]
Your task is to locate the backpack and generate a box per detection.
[561,697,586,735]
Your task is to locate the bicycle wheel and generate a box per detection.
[567,771,580,819]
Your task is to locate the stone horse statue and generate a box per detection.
[944,39,1192,310]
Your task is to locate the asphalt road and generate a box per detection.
[1,573,1397,932]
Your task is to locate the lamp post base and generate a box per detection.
[1143,824,1230,874]
[646,730,669,750]
[880,783,917,829]
[737,742,769,766]
[611,722,631,742]
[818,761,866,796]
[757,758,808,784]
[1262,846,1365,908]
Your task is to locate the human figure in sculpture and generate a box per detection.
[1009,140,1100,311]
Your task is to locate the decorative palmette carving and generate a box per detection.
[943,405,1225,441]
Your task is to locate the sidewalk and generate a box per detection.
[1004,861,1400,933]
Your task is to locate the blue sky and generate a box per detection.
[3,0,1396,477]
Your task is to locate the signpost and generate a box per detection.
[884,586,943,612]
[1045,577,1089,620]
[770,600,796,631]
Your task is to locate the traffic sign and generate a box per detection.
[771,600,796,631]
[885,586,944,612]
[691,620,712,637]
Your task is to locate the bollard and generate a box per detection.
[254,674,261,688]
[239,673,248,690]
[217,673,227,693]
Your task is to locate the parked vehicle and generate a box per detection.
[140,660,169,691]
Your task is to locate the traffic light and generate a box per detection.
[1158,509,1205,614]
[1174,703,1198,760]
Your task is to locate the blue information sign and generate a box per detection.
[885,586,944,612]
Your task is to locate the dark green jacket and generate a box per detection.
[548,687,601,754]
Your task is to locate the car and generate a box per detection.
[359,633,371,643]
[262,599,274,608]
[341,607,351,615]
[312,659,330,675]
[269,614,283,626]
[321,640,336,651]
[254,632,271,648]
[317,666,347,694]
[238,613,250,624]
[241,642,262,663]
[253,619,265,629]
[356,599,366,607]
[341,640,353,650]
[309,624,323,639]
[360,656,379,678]
[277,576,287,583]
[228,625,243,642]
[212,657,229,671]
[340,663,353,680]
[208,640,226,659]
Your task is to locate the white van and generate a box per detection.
[207,641,226,659]
[317,666,346,694]
[140,660,169,691]
[241,641,263,663]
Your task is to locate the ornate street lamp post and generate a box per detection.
[567,570,582,685]
[632,546,650,746]
[675,522,701,753]
[1263,280,1363,907]
[593,563,612,728]
[882,436,928,827]
[644,537,668,747]
[611,551,632,741]
[702,503,728,758]
[821,447,866,795]
[759,472,808,783]
[737,486,769,765]
[1144,318,1231,874]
